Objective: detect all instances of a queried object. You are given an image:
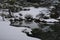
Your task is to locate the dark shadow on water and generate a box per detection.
[25,23,60,40]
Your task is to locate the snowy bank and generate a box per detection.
[0,20,40,40]
[43,19,59,23]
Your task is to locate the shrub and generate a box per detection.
[50,12,59,19]
[25,14,33,20]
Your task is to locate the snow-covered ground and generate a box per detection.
[43,19,59,23]
[14,7,50,19]
[0,17,41,40]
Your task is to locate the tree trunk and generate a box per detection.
[2,16,5,21]
[8,9,12,17]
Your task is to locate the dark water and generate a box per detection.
[10,20,60,40]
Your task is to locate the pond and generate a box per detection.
[0,7,60,40]
[10,20,60,40]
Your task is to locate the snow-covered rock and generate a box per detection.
[49,6,55,10]
[57,16,60,20]
[22,28,32,34]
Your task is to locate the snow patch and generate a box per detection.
[43,19,59,22]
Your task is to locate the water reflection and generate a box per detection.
[24,20,33,24]
[10,20,60,40]
[11,21,23,27]
[37,23,54,32]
